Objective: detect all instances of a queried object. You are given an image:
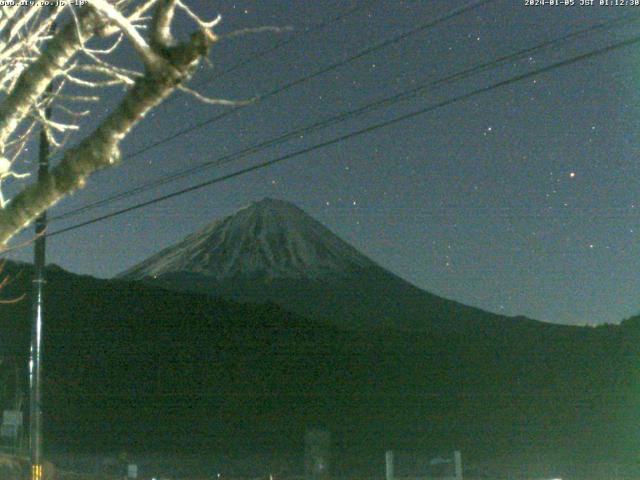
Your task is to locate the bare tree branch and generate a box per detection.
[0,8,99,151]
[0,4,214,245]
[0,0,250,247]
[178,84,253,106]
[87,0,165,71]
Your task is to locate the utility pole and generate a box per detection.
[29,11,56,478]
[385,450,394,480]
[29,84,52,480]
[454,451,463,480]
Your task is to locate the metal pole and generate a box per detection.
[385,450,394,480]
[29,89,51,480]
[453,451,462,480]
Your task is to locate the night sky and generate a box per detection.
[6,0,640,326]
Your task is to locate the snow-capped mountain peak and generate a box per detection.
[119,198,376,281]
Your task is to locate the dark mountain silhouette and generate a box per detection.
[0,261,637,479]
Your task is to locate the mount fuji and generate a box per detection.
[119,198,542,333]
[120,197,377,281]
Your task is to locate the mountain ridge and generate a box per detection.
[119,198,377,282]
[0,260,637,479]
[119,198,548,332]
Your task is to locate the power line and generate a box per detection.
[46,32,640,239]
[109,0,496,164]
[50,11,640,222]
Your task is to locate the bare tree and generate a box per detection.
[0,0,228,246]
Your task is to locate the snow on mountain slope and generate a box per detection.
[119,198,550,332]
[119,198,377,281]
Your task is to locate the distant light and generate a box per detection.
[569,172,576,178]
